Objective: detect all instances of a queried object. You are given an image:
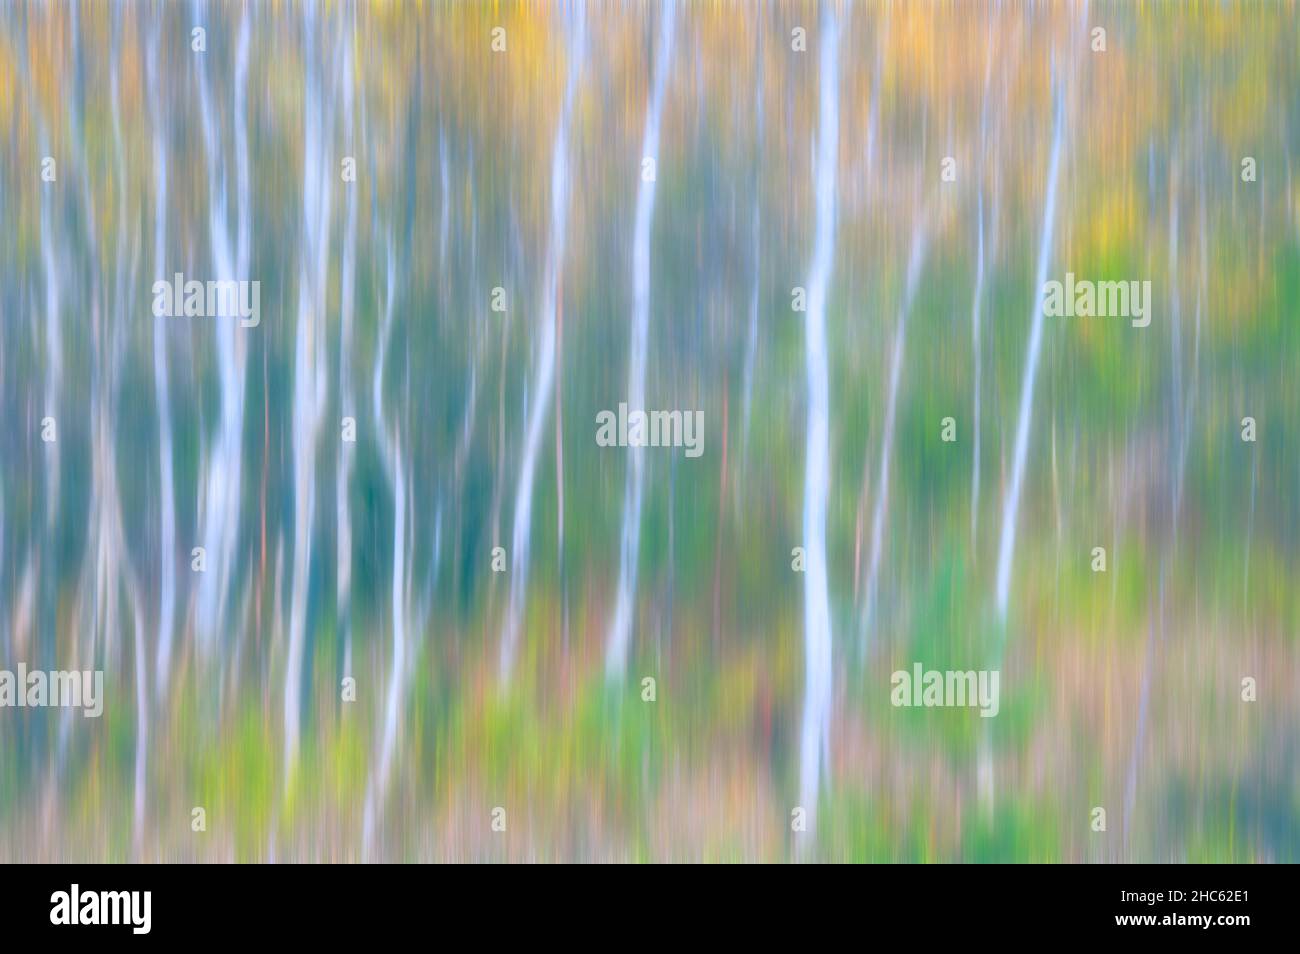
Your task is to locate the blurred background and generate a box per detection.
[0,0,1297,862]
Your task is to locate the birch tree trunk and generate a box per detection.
[285,8,338,781]
[859,225,929,648]
[797,6,840,839]
[993,78,1065,620]
[500,13,586,682]
[194,10,253,655]
[605,0,677,680]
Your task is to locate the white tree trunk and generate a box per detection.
[337,27,358,683]
[859,226,928,646]
[797,7,840,838]
[499,14,586,683]
[362,245,410,855]
[605,0,677,680]
[194,13,253,655]
[993,80,1065,619]
[148,28,178,701]
[284,9,337,781]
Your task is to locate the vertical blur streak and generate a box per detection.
[500,10,586,684]
[148,23,177,703]
[798,4,839,839]
[2,0,1297,864]
[739,14,763,468]
[984,68,1067,811]
[363,241,407,856]
[994,77,1065,621]
[606,0,677,682]
[38,129,61,533]
[337,9,358,700]
[859,224,929,648]
[970,22,995,548]
[194,5,252,658]
[284,4,336,786]
[970,191,985,547]
[110,23,149,855]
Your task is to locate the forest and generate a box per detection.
[0,0,1297,862]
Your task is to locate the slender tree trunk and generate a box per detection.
[363,243,409,855]
[971,190,986,546]
[740,14,764,464]
[993,78,1065,620]
[500,12,586,682]
[859,225,929,649]
[194,10,253,655]
[284,9,338,782]
[148,26,178,702]
[555,271,567,648]
[797,5,840,840]
[606,0,677,679]
[337,21,359,691]
[982,70,1067,814]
